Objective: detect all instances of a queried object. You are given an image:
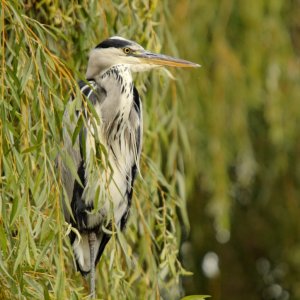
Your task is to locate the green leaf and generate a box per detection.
[36,47,51,88]
[58,148,83,188]
[20,58,34,92]
[43,283,51,300]
[13,229,27,274]
[71,114,84,146]
[0,224,7,256]
[86,98,101,125]
[21,143,42,154]
[54,264,65,299]
[10,194,25,226]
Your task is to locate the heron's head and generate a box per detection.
[86,36,200,78]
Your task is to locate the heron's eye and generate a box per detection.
[123,47,131,54]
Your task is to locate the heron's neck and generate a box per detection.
[94,65,132,85]
[93,65,134,123]
[97,65,133,100]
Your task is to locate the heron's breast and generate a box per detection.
[98,67,134,123]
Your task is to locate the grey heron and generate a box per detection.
[61,36,199,298]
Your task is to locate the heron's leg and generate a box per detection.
[88,231,97,299]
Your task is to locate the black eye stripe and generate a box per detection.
[95,39,132,49]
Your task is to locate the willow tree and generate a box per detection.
[0,1,194,299]
[170,0,300,299]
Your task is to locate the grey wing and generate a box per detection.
[60,80,105,222]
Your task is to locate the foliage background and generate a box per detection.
[170,1,300,300]
[1,0,300,300]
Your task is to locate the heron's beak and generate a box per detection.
[134,51,200,68]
